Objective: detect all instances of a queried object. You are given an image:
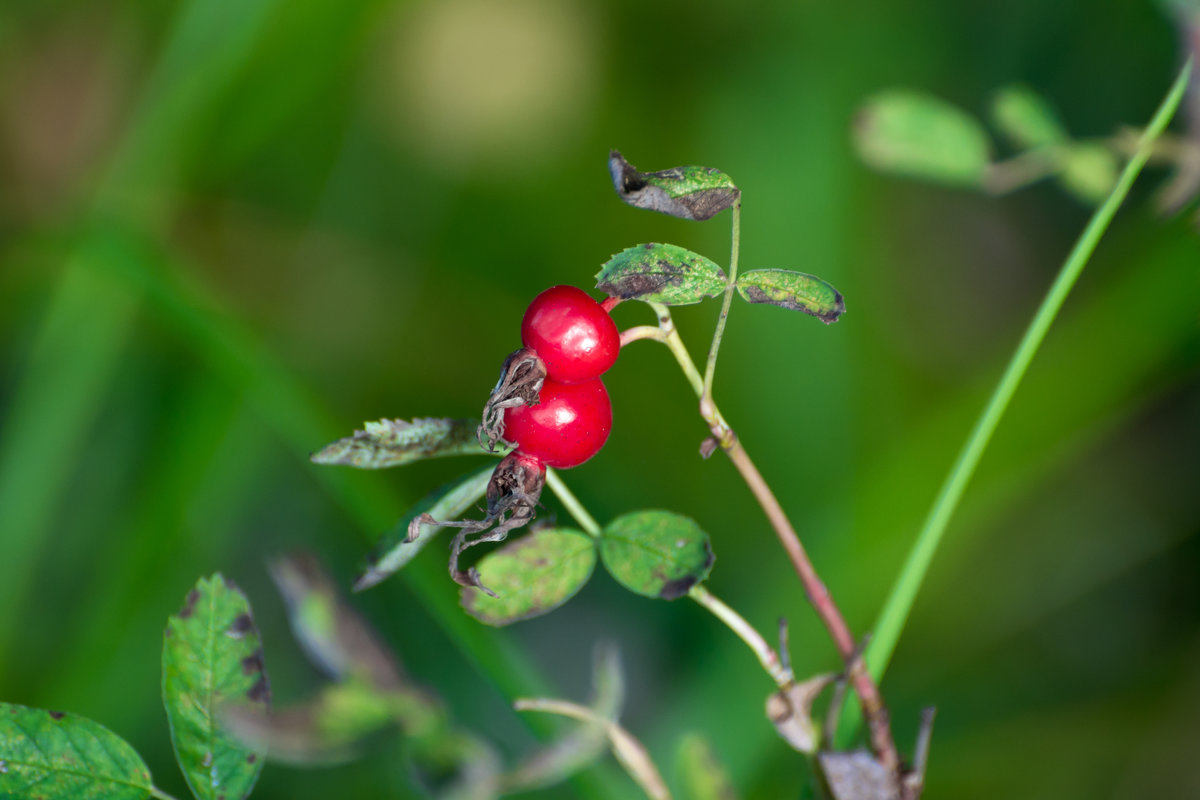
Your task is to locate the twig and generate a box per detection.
[642,302,902,774]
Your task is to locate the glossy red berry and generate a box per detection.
[503,377,612,468]
[521,285,620,384]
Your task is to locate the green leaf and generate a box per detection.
[676,732,740,800]
[311,417,482,469]
[461,528,596,625]
[354,466,494,591]
[735,269,845,324]
[609,150,739,221]
[596,243,727,306]
[854,90,992,186]
[163,574,268,800]
[990,85,1068,150]
[600,511,714,599]
[1058,142,1119,204]
[0,702,157,799]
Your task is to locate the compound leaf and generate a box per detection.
[0,703,156,800]
[462,528,596,625]
[735,269,845,324]
[600,511,714,600]
[854,90,991,186]
[163,574,268,800]
[609,150,739,221]
[597,243,727,306]
[311,417,482,469]
[355,466,493,591]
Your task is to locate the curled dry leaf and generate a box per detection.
[609,150,739,221]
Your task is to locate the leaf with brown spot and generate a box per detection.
[461,528,596,626]
[735,269,845,324]
[162,574,267,800]
[609,151,740,221]
[0,702,159,800]
[269,552,404,689]
[596,243,727,306]
[600,511,713,599]
[311,417,482,469]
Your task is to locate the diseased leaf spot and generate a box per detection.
[241,649,265,675]
[246,753,257,764]
[180,588,201,618]
[659,575,700,599]
[228,613,253,638]
[47,710,65,720]
[247,675,271,704]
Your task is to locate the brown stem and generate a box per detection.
[642,302,902,775]
[718,431,900,774]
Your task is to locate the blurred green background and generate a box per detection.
[1,0,1198,797]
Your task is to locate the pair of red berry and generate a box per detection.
[502,285,619,470]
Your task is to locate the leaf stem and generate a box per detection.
[688,584,791,687]
[515,699,672,800]
[646,303,900,773]
[546,468,602,537]
[619,325,668,347]
[838,57,1193,746]
[150,788,183,800]
[700,200,742,410]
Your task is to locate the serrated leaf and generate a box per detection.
[600,511,714,600]
[0,703,157,800]
[677,733,739,800]
[735,269,845,324]
[163,574,268,800]
[461,528,596,625]
[355,466,494,591]
[596,243,727,305]
[1058,142,1119,204]
[854,90,992,186]
[609,151,739,221]
[311,417,482,469]
[990,85,1067,150]
[270,553,403,688]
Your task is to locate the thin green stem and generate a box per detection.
[838,58,1192,745]
[150,787,183,800]
[701,200,742,408]
[688,584,791,687]
[649,302,705,397]
[547,462,791,691]
[619,325,667,347]
[545,468,602,537]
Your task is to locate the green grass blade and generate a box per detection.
[838,58,1193,746]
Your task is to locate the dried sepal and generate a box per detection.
[409,452,546,597]
[478,348,546,451]
[766,673,836,754]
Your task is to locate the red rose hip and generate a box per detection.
[521,285,620,384]
[503,377,612,468]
